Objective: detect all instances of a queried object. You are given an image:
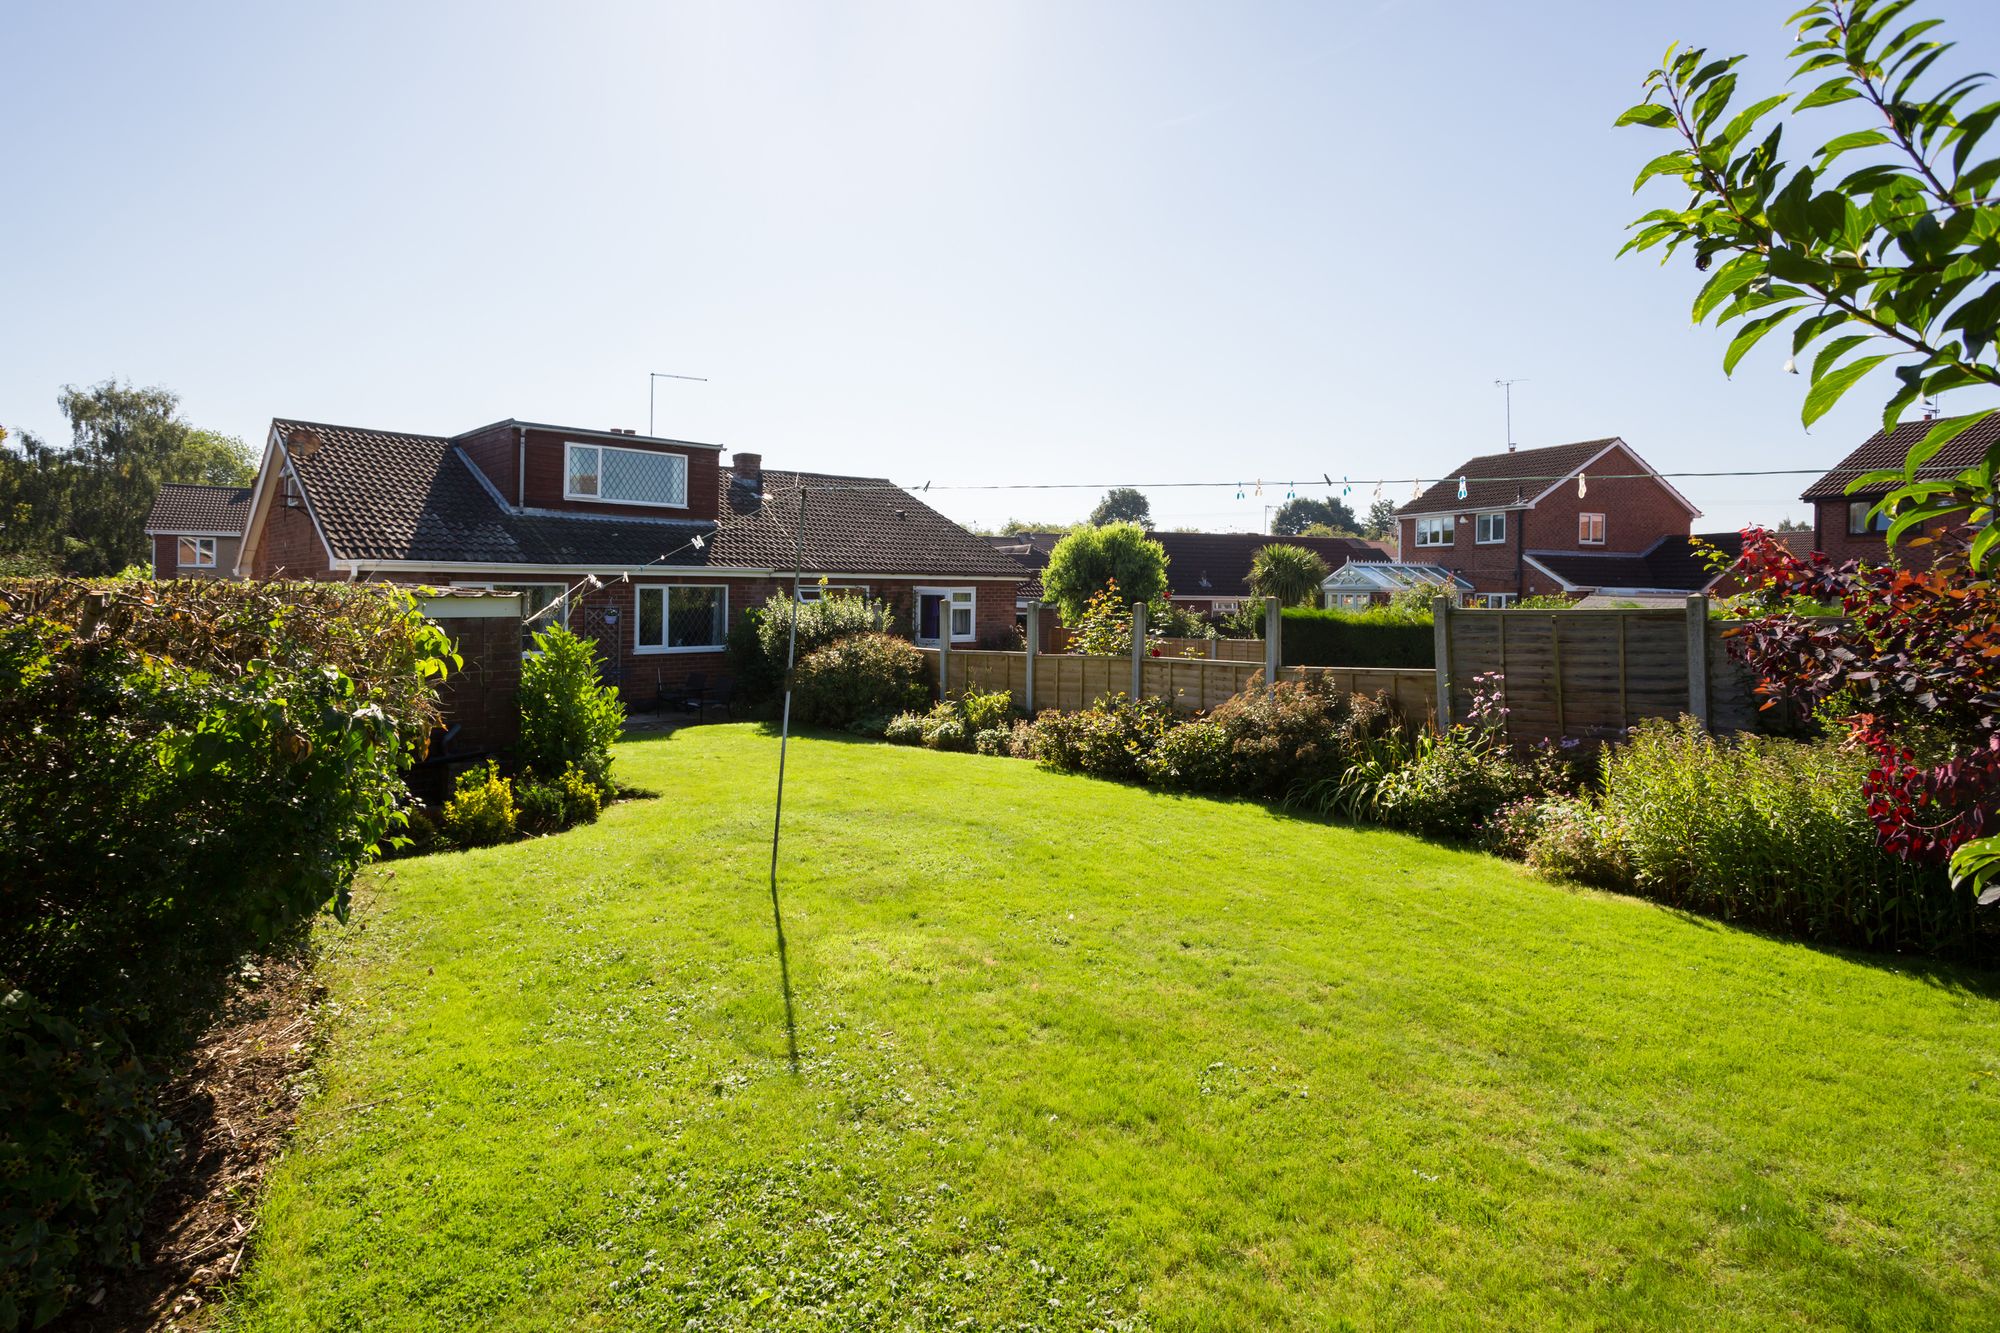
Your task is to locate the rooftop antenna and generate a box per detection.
[1494,378,1528,452]
[649,371,710,437]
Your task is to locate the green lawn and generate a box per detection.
[224,724,2000,1330]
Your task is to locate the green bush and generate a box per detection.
[514,765,605,836]
[754,590,896,667]
[441,762,516,847]
[958,685,1016,731]
[923,714,969,751]
[1040,525,1168,623]
[1522,798,1630,887]
[884,712,926,745]
[1207,677,1396,797]
[1139,717,1234,790]
[0,577,451,1324]
[1028,695,1176,781]
[518,625,624,791]
[792,632,932,729]
[973,727,1013,757]
[0,992,179,1332]
[1279,607,1434,668]
[1598,717,1978,954]
[1371,728,1534,841]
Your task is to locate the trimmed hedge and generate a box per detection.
[1278,607,1434,668]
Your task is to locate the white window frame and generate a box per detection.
[177,536,217,568]
[1578,513,1606,545]
[914,585,977,645]
[564,441,690,510]
[1474,512,1506,545]
[1847,499,1891,534]
[795,583,872,603]
[1413,516,1454,548]
[634,583,729,654]
[1472,592,1516,608]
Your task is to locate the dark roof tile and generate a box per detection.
[1398,439,1622,516]
[1799,413,2000,501]
[144,483,253,534]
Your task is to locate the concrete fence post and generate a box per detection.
[938,629,951,700]
[1025,601,1041,713]
[1686,593,1710,729]
[1130,600,1148,699]
[1263,597,1281,686]
[1432,595,1453,729]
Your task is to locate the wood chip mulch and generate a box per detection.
[50,956,324,1332]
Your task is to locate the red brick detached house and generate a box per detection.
[1799,413,2000,567]
[229,418,1025,696]
[1394,439,1702,605]
[144,483,252,577]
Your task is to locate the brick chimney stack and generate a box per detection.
[731,451,762,485]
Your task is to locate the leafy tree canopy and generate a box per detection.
[1271,496,1357,536]
[1088,488,1152,527]
[1,381,254,575]
[1040,523,1169,623]
[1364,497,1400,540]
[1247,543,1331,607]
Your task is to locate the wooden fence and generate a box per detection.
[1433,595,1764,741]
[1048,626,1263,661]
[920,644,1435,718]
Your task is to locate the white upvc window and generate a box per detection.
[565,441,689,508]
[455,581,566,655]
[177,536,216,568]
[915,586,977,644]
[1578,513,1606,545]
[1475,512,1506,544]
[635,584,728,653]
[1472,592,1516,608]
[1413,516,1454,547]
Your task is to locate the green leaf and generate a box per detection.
[1905,409,1998,477]
[1795,77,1861,110]
[1717,94,1789,150]
[1818,129,1892,164]
[1632,150,1692,192]
[1723,306,1802,375]
[1812,333,1874,382]
[1616,102,1675,129]
[1691,252,1765,322]
[1803,353,1895,425]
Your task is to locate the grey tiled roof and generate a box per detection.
[144,483,253,534]
[1799,412,2000,501]
[1399,439,1620,516]
[271,419,1026,577]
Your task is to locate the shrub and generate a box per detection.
[884,712,926,745]
[1040,525,1169,623]
[557,765,606,824]
[1207,676,1394,797]
[1028,695,1176,781]
[1522,798,1630,887]
[1599,717,1981,955]
[1,993,179,1332]
[753,590,896,667]
[1288,723,1416,823]
[923,715,969,751]
[514,764,606,836]
[1371,727,1534,841]
[1279,607,1434,668]
[1006,718,1039,758]
[441,762,516,847]
[973,727,1013,756]
[1065,580,1142,656]
[792,632,932,729]
[1139,717,1234,791]
[0,577,451,1325]
[1247,544,1331,607]
[518,625,624,790]
[958,685,1015,731]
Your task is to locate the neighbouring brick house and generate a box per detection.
[226,417,1026,700]
[1798,412,2000,567]
[144,483,252,577]
[1394,438,1703,605]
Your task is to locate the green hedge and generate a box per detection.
[1278,607,1434,668]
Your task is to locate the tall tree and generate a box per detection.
[0,382,253,575]
[1271,496,1358,536]
[1088,488,1152,527]
[1247,543,1331,606]
[1039,523,1169,623]
[1363,497,1399,540]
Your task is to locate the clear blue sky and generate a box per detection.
[4,0,1996,534]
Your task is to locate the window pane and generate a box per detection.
[600,448,687,506]
[638,588,664,647]
[666,587,724,648]
[568,446,600,495]
[951,606,972,636]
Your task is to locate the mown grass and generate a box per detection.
[224,724,2000,1330]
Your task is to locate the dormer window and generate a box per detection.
[565,442,688,508]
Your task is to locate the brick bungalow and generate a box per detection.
[1798,412,2000,567]
[144,483,253,577]
[1393,438,1703,605]
[229,417,1026,698]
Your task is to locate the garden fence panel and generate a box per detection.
[921,648,1435,719]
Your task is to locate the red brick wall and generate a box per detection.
[432,613,521,757]
[149,532,243,578]
[250,494,334,578]
[519,428,720,522]
[1521,445,1692,555]
[151,533,175,577]
[1398,512,1525,597]
[1810,498,1959,569]
[456,423,520,505]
